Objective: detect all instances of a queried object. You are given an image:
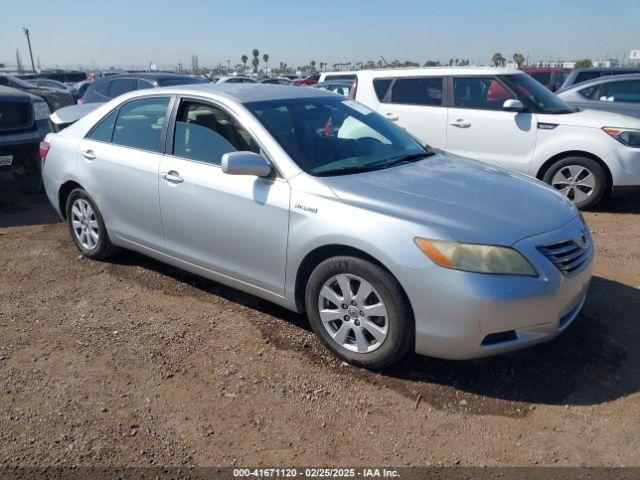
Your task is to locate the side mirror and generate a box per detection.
[221,151,272,177]
[503,99,525,112]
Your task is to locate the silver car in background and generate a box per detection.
[557,74,640,119]
[41,84,593,368]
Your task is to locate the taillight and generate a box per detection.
[349,77,358,99]
[77,98,85,105]
[39,140,51,162]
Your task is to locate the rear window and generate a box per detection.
[108,79,137,98]
[530,72,551,86]
[575,71,602,84]
[156,77,207,87]
[389,77,443,106]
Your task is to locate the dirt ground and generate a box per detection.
[1,185,639,469]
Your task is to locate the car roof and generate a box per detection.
[98,72,189,81]
[561,73,640,91]
[355,67,522,78]
[151,82,338,103]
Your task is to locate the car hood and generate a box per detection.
[541,107,640,129]
[321,151,578,246]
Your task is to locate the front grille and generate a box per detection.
[538,239,589,275]
[0,100,33,131]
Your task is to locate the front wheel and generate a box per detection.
[305,256,413,369]
[543,156,607,210]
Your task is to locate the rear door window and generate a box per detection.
[111,97,170,152]
[389,78,444,106]
[373,79,392,101]
[87,109,118,143]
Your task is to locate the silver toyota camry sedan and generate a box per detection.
[41,84,594,368]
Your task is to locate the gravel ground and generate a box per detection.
[0,186,639,468]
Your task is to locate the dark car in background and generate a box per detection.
[69,80,92,102]
[560,67,640,90]
[260,77,293,85]
[0,75,74,112]
[79,72,207,104]
[557,74,640,119]
[17,70,87,85]
[521,67,570,91]
[0,86,51,191]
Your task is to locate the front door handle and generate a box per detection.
[161,170,183,183]
[450,119,471,128]
[385,112,399,121]
[81,149,96,160]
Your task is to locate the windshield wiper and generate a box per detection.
[381,151,436,170]
[313,165,386,177]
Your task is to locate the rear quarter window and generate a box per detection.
[373,79,392,101]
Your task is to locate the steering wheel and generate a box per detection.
[325,138,358,165]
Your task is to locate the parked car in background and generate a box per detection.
[0,86,51,191]
[0,74,74,112]
[353,67,640,209]
[521,67,570,91]
[79,72,207,104]
[560,67,640,90]
[318,72,357,83]
[215,76,258,84]
[42,83,592,368]
[313,80,353,96]
[260,77,293,85]
[557,74,640,119]
[293,73,320,86]
[28,78,71,92]
[69,80,92,102]
[17,70,87,85]
[49,103,101,132]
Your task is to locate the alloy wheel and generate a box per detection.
[551,164,596,204]
[317,274,389,353]
[70,198,100,251]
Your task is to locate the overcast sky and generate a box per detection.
[2,0,639,69]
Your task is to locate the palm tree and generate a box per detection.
[310,60,316,72]
[512,53,525,68]
[262,53,269,72]
[241,55,248,69]
[251,49,260,73]
[492,52,506,67]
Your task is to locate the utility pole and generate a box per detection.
[22,27,36,72]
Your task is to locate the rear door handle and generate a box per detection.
[81,149,96,160]
[450,119,471,128]
[384,112,399,121]
[161,170,183,183]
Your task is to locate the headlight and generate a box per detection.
[414,238,538,276]
[33,101,51,121]
[602,127,640,148]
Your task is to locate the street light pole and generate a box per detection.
[22,27,36,72]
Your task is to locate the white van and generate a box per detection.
[353,67,640,209]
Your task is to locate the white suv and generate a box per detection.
[352,68,640,209]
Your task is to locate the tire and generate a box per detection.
[543,156,607,210]
[65,188,118,260]
[305,256,413,369]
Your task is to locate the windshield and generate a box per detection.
[245,97,429,176]
[7,75,36,89]
[157,77,207,87]
[501,73,574,114]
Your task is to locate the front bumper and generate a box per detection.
[606,145,640,187]
[395,215,593,360]
[0,121,50,173]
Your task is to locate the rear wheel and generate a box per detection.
[543,156,606,210]
[305,256,413,369]
[65,189,118,260]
